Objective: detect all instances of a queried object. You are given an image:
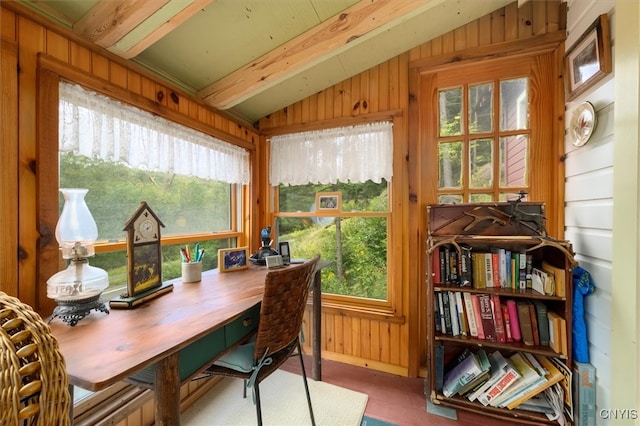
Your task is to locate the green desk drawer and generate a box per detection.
[178,327,227,381]
[225,303,260,347]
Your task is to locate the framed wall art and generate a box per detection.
[315,192,341,212]
[565,14,612,101]
[218,247,249,272]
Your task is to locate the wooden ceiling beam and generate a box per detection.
[120,0,213,59]
[197,0,433,110]
[73,0,169,48]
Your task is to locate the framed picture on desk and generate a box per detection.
[218,247,249,272]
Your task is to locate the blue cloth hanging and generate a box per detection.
[572,265,595,363]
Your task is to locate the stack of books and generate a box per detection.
[439,348,568,412]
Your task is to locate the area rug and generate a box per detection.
[183,370,368,425]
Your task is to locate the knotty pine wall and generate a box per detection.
[1,3,259,423]
[1,1,565,424]
[260,0,566,380]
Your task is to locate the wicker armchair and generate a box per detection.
[204,255,320,426]
[0,292,71,426]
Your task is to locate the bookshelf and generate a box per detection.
[426,202,576,425]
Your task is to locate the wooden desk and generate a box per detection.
[49,263,324,425]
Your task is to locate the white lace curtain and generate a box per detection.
[269,121,393,186]
[58,82,250,185]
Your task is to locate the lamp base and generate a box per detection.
[49,293,109,326]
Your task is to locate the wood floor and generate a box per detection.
[282,355,525,426]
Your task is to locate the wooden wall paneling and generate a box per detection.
[70,41,92,73]
[378,61,390,112]
[491,8,506,43]
[389,322,401,365]
[1,39,19,296]
[91,51,110,81]
[532,0,548,35]
[505,2,520,41]
[465,19,479,49]
[333,313,344,353]
[17,16,45,307]
[517,1,534,39]
[1,7,16,40]
[478,13,493,46]
[379,322,391,363]
[368,65,379,113]
[45,29,69,62]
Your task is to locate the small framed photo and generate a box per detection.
[565,14,611,101]
[218,247,249,272]
[315,192,341,212]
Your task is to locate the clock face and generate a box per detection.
[135,214,158,242]
[139,219,156,238]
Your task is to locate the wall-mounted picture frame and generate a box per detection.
[218,247,249,272]
[564,14,611,101]
[315,192,341,212]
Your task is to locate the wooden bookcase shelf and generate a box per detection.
[425,202,576,425]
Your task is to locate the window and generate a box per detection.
[57,82,249,300]
[436,77,530,203]
[270,122,393,302]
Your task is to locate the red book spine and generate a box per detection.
[471,294,485,340]
[502,303,514,342]
[432,249,441,284]
[478,294,496,341]
[491,295,506,343]
[506,299,521,341]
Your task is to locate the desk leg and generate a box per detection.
[155,353,181,425]
[312,269,322,381]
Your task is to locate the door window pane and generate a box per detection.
[500,78,528,131]
[468,83,493,133]
[499,135,528,187]
[439,87,463,137]
[469,138,493,189]
[438,141,463,189]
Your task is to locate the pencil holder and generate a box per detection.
[182,262,202,283]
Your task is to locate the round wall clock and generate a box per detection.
[569,101,597,147]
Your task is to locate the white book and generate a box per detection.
[449,292,460,336]
[484,253,494,288]
[468,351,511,402]
[462,292,478,337]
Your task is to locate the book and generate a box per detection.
[517,301,535,346]
[491,251,500,288]
[490,294,506,343]
[501,303,513,342]
[499,248,507,287]
[434,344,445,392]
[468,351,514,402]
[434,292,442,333]
[470,294,485,340]
[432,248,441,284]
[478,294,496,341]
[441,291,453,335]
[525,254,533,289]
[456,349,491,396]
[439,247,447,284]
[506,299,521,341]
[449,291,460,336]
[528,301,540,346]
[444,246,451,282]
[459,246,473,287]
[533,300,550,346]
[543,261,567,298]
[477,355,521,406]
[490,352,544,407]
[518,252,527,289]
[547,311,567,355]
[472,252,487,289]
[437,292,446,333]
[573,362,596,426]
[455,291,468,336]
[109,282,174,308]
[449,249,459,283]
[505,355,565,410]
[484,253,494,288]
[462,292,478,337]
[443,352,484,397]
[551,357,574,420]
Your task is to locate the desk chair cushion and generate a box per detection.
[213,338,256,373]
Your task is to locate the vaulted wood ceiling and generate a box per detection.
[20,0,513,124]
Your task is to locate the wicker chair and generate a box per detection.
[0,292,71,426]
[204,255,320,426]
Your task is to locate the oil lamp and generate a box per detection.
[47,188,109,326]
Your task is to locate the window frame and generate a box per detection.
[36,57,254,316]
[267,116,402,317]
